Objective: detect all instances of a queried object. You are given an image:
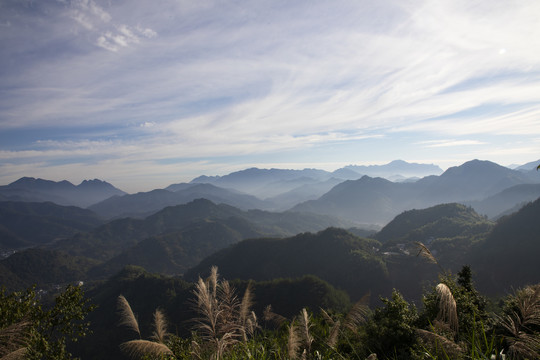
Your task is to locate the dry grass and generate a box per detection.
[435,283,458,333]
[498,284,540,359]
[117,296,173,359]
[191,266,258,359]
[0,347,27,360]
[263,305,287,327]
[414,241,438,265]
[287,322,301,360]
[327,319,341,349]
[150,309,168,344]
[239,283,258,341]
[344,294,371,333]
[0,320,30,359]
[416,328,464,358]
[117,295,141,338]
[120,339,173,359]
[300,308,313,352]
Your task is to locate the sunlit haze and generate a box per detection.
[1,0,539,192]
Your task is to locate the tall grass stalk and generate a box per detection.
[117,295,141,338]
[117,295,173,359]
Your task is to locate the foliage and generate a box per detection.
[470,197,540,296]
[185,227,388,302]
[0,285,95,360]
[363,290,419,360]
[496,284,540,359]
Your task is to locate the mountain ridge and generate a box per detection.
[0,177,126,208]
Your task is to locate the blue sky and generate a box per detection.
[1,0,539,192]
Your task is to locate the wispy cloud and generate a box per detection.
[1,0,539,190]
[418,140,487,148]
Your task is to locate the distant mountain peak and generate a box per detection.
[341,160,443,178]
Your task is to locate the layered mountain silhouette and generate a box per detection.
[469,197,540,295]
[466,183,540,218]
[190,160,442,199]
[342,159,443,178]
[88,183,272,219]
[0,177,125,208]
[292,160,540,224]
[5,159,536,226]
[0,201,102,249]
[44,199,347,278]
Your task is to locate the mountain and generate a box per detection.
[0,177,126,208]
[292,160,540,225]
[375,203,492,244]
[341,160,443,178]
[292,176,418,225]
[468,184,540,218]
[331,167,363,180]
[470,197,540,296]
[89,217,264,277]
[190,168,334,198]
[374,203,493,269]
[88,184,271,219]
[417,159,536,202]
[53,199,348,263]
[189,162,442,200]
[185,227,388,301]
[264,177,344,210]
[515,159,540,172]
[0,248,98,290]
[0,201,103,249]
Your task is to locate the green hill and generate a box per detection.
[0,248,99,290]
[470,198,540,295]
[90,217,260,277]
[374,203,493,269]
[0,201,103,249]
[185,227,387,301]
[53,198,346,262]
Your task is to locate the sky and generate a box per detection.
[1,0,539,193]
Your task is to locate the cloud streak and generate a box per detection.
[0,0,539,190]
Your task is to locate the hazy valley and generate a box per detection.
[1,158,540,359]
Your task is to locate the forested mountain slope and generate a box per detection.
[469,197,540,296]
[0,201,102,249]
[185,227,388,301]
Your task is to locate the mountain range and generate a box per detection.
[1,179,539,310]
[292,160,540,224]
[0,177,125,208]
[2,160,538,225]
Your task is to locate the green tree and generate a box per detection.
[0,285,94,360]
[363,290,419,360]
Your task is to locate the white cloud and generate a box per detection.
[1,0,540,190]
[418,140,487,148]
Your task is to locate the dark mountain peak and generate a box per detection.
[375,202,491,243]
[79,179,98,184]
[358,175,391,183]
[9,177,76,190]
[440,160,523,182]
[77,179,124,193]
[165,182,196,192]
[442,159,507,176]
[11,176,37,184]
[148,198,223,219]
